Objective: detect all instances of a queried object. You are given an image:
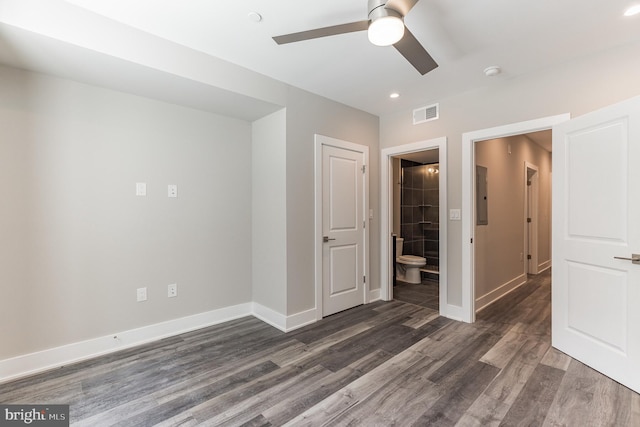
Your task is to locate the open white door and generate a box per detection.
[553,95,640,393]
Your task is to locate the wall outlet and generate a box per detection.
[168,283,177,298]
[168,185,178,198]
[136,287,147,302]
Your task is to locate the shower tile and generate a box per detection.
[401,206,412,224]
[412,189,423,205]
[412,206,422,222]
[402,189,412,205]
[401,224,412,241]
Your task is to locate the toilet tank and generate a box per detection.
[395,237,404,257]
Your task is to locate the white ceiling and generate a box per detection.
[2,1,640,117]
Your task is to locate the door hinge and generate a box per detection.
[470,238,473,244]
[361,165,366,174]
[527,218,532,223]
[527,254,532,260]
[363,220,366,229]
[363,275,366,283]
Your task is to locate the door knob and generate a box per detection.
[323,236,336,242]
[614,254,640,265]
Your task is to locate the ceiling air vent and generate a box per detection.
[413,103,439,125]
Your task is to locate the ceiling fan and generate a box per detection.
[272,0,437,75]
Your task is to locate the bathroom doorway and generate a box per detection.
[392,152,440,310]
[380,137,451,319]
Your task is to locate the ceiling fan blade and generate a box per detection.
[385,0,419,16]
[393,27,438,75]
[273,20,369,45]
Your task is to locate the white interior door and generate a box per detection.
[322,144,365,316]
[553,95,640,393]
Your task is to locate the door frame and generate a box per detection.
[380,137,449,317]
[461,114,569,323]
[524,162,539,275]
[314,134,370,321]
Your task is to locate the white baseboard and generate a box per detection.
[368,288,381,302]
[475,273,527,313]
[252,303,317,333]
[285,308,317,332]
[0,303,252,384]
[0,298,376,383]
[538,260,551,273]
[440,303,469,323]
[251,302,287,331]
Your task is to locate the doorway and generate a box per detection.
[461,114,569,322]
[525,162,539,275]
[393,153,440,310]
[380,137,451,318]
[473,134,552,312]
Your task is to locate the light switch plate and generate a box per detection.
[168,185,178,198]
[449,209,461,221]
[136,182,147,196]
[136,287,147,302]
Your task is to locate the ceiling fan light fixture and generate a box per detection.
[624,5,640,16]
[368,15,405,46]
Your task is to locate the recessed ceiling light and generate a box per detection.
[389,92,400,99]
[484,66,502,77]
[624,5,640,16]
[248,11,262,22]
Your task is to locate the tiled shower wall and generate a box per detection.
[400,161,439,271]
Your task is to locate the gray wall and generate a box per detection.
[380,41,640,307]
[285,87,380,315]
[0,64,380,361]
[252,109,287,313]
[0,65,252,360]
[475,135,551,301]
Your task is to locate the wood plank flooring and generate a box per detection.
[2,270,639,426]
[393,279,439,310]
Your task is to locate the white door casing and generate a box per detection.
[462,114,570,322]
[379,137,448,317]
[525,163,539,274]
[314,135,369,318]
[552,95,640,393]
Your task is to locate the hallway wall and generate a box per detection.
[474,134,551,309]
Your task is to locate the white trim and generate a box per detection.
[538,259,552,273]
[524,162,540,275]
[380,137,452,319]
[0,302,322,383]
[314,134,370,320]
[369,288,381,302]
[314,137,323,320]
[284,308,318,332]
[475,273,527,313]
[462,114,570,323]
[251,303,317,332]
[252,302,287,331]
[0,303,252,384]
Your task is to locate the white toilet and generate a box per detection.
[395,237,426,284]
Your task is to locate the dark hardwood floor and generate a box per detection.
[2,270,639,426]
[393,278,439,310]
